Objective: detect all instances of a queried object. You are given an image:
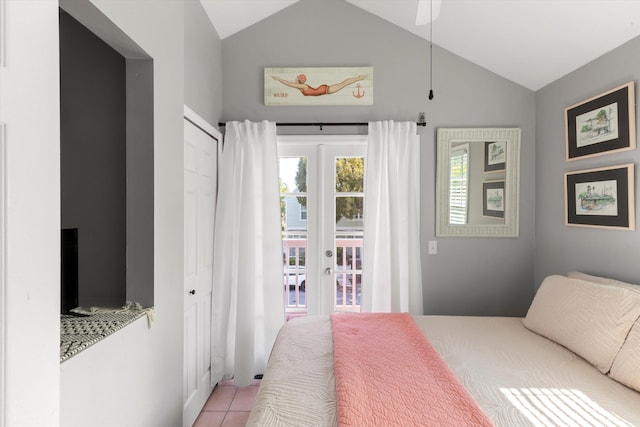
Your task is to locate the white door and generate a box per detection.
[279,136,366,315]
[320,144,365,313]
[183,118,218,426]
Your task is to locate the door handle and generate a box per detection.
[324,267,333,276]
[189,289,196,295]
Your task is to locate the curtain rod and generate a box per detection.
[218,116,427,131]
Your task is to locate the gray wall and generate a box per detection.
[60,10,155,308]
[60,10,126,307]
[535,36,640,287]
[125,59,154,307]
[222,0,536,316]
[185,0,222,125]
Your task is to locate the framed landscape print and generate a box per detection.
[483,180,505,219]
[565,163,635,230]
[565,81,635,161]
[484,140,506,172]
[264,66,373,106]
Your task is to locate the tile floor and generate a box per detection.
[192,379,261,427]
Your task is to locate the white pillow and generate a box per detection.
[610,319,640,392]
[523,275,640,373]
[567,271,640,291]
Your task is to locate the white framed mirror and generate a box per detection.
[436,128,521,237]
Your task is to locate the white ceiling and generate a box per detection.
[200,0,640,91]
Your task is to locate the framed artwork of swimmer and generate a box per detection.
[264,67,373,106]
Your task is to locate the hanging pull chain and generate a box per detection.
[428,0,434,100]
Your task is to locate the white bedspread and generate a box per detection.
[247,316,337,426]
[247,315,640,426]
[418,316,640,426]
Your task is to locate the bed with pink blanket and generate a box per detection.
[247,273,640,426]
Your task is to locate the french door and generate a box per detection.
[279,136,366,315]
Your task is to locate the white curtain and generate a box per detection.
[361,121,423,314]
[211,120,285,387]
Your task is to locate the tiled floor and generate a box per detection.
[192,379,261,427]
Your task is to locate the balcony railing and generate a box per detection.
[283,238,306,310]
[283,237,362,312]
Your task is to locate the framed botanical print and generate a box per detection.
[565,163,635,230]
[484,141,506,172]
[483,180,505,219]
[565,81,635,161]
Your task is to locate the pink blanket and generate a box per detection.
[331,312,493,426]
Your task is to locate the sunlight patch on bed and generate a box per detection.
[500,388,633,427]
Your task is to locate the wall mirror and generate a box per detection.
[436,128,521,237]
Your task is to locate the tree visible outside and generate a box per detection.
[280,179,288,231]
[295,157,307,195]
[294,157,364,222]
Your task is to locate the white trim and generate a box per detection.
[0,2,5,423]
[183,105,221,141]
[0,122,6,427]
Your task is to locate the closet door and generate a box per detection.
[183,116,219,426]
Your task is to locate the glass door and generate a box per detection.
[279,136,366,315]
[320,144,365,312]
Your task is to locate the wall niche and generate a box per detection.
[59,8,154,310]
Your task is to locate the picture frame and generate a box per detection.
[483,180,505,219]
[484,140,506,172]
[264,66,373,106]
[565,163,635,230]
[565,81,635,161]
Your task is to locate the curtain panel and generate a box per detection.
[362,121,423,314]
[211,120,285,387]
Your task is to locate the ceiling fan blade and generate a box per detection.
[416,0,442,26]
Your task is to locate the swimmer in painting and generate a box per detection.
[271,74,367,96]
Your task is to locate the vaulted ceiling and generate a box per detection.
[200,0,640,91]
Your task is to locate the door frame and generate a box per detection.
[0,122,6,427]
[1,0,8,420]
[182,106,221,427]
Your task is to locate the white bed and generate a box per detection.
[247,274,640,426]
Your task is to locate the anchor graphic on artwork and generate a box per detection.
[352,83,365,98]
